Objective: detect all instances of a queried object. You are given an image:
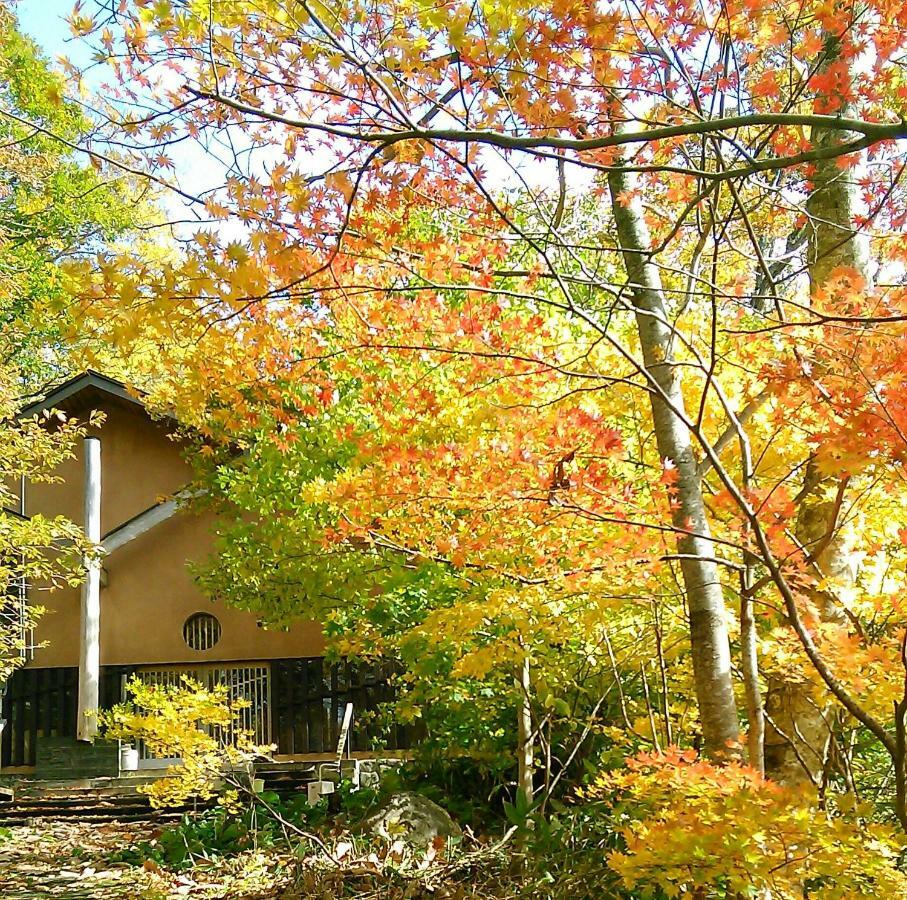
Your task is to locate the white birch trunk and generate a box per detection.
[516,653,535,802]
[607,170,740,756]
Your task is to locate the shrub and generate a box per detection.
[100,676,270,807]
[588,748,907,899]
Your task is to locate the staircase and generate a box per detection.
[0,785,194,827]
[0,762,322,826]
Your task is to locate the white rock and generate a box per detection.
[365,792,460,847]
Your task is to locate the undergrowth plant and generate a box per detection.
[109,780,379,870]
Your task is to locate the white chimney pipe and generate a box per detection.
[77,436,101,742]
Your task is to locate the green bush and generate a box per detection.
[109,780,379,870]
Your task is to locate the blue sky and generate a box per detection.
[17,0,88,65]
[13,0,245,223]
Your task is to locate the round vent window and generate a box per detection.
[183,612,221,651]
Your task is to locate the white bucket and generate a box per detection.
[120,745,139,772]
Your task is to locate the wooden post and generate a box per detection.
[77,436,101,742]
[336,702,354,760]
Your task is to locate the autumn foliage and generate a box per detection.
[6,0,907,891]
[594,748,907,898]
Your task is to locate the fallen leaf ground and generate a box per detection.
[0,821,508,898]
[0,821,289,899]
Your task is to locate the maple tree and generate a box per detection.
[43,0,907,885]
[0,4,146,383]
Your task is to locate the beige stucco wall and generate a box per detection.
[26,399,324,668]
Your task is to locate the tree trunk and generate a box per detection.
[741,567,765,774]
[607,169,740,756]
[764,459,860,783]
[764,39,869,785]
[516,653,535,803]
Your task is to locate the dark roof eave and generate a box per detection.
[17,370,147,419]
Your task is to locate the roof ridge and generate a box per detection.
[18,370,146,419]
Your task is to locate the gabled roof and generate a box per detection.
[11,372,189,540]
[18,370,146,419]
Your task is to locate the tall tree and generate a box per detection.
[68,0,907,797]
[606,166,739,753]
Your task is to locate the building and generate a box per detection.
[0,371,400,776]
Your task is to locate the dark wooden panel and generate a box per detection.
[4,658,410,768]
[2,667,78,768]
[1,665,135,768]
[270,657,410,755]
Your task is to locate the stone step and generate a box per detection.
[11,780,164,800]
[0,794,148,812]
[0,790,200,825]
[0,805,155,821]
[0,809,186,827]
[0,761,320,823]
